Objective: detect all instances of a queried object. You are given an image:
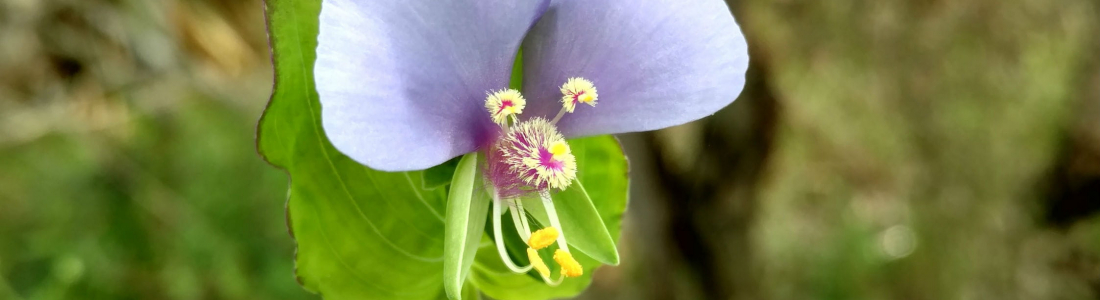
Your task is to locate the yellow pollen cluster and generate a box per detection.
[553,249,583,278]
[485,89,526,126]
[560,77,598,113]
[526,226,582,279]
[548,141,569,159]
[528,248,551,278]
[528,227,559,249]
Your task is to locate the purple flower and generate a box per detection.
[314,0,748,285]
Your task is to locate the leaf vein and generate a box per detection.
[406,172,444,221]
[290,7,440,263]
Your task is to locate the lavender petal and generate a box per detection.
[315,0,549,171]
[521,0,749,137]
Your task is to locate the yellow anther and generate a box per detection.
[548,141,569,158]
[527,248,551,278]
[485,89,526,126]
[579,93,595,104]
[553,249,583,278]
[527,227,559,249]
[560,77,598,113]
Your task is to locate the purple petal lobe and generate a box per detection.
[521,0,749,137]
[315,0,549,171]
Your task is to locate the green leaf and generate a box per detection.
[443,154,491,300]
[258,0,450,299]
[422,156,461,190]
[569,136,630,246]
[523,181,619,265]
[470,135,629,300]
[461,281,481,300]
[509,49,523,90]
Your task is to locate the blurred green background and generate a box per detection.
[0,0,1097,299]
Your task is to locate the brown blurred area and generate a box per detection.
[584,0,1100,300]
[0,0,269,144]
[1,0,1099,299]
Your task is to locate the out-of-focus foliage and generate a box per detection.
[0,0,312,299]
[741,0,1100,299]
[598,0,1100,299]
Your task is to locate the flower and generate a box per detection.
[314,0,748,285]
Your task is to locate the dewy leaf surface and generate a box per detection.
[259,0,449,298]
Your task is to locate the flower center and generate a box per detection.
[509,118,577,190]
[481,77,599,285]
[484,117,576,199]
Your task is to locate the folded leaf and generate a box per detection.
[444,154,491,300]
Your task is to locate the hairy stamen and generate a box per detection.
[499,118,577,190]
[485,89,526,126]
[552,77,599,124]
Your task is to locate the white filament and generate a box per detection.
[492,191,532,273]
[539,190,570,254]
[509,201,531,242]
[550,107,568,124]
